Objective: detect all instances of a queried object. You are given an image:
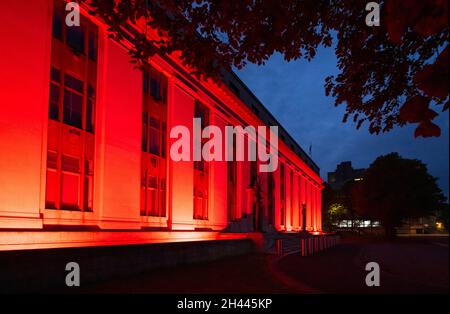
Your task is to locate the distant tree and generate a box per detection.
[323,181,362,231]
[354,152,446,238]
[328,203,347,224]
[82,0,448,137]
[321,183,336,231]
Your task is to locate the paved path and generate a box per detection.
[59,236,448,294]
[275,236,449,294]
[59,253,298,294]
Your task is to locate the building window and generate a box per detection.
[45,2,97,212]
[66,25,85,54]
[193,188,208,220]
[52,8,63,40]
[141,168,166,217]
[193,101,209,173]
[193,101,209,220]
[141,66,168,217]
[194,101,209,128]
[143,66,167,103]
[88,31,98,60]
[147,117,163,156]
[52,3,96,57]
[49,67,61,120]
[63,74,84,129]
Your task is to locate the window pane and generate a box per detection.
[88,31,97,60]
[64,74,84,93]
[148,176,157,189]
[66,25,85,54]
[45,169,58,209]
[62,155,80,173]
[61,172,80,210]
[143,70,149,94]
[150,78,160,99]
[149,117,160,129]
[49,83,60,120]
[63,90,83,128]
[195,102,209,127]
[47,150,58,169]
[52,9,63,40]
[149,128,160,155]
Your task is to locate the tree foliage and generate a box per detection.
[82,0,448,137]
[322,181,363,231]
[353,152,446,237]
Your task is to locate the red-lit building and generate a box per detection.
[0,1,323,250]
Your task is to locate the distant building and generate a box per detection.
[397,217,438,235]
[327,161,365,190]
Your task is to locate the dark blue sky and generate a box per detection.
[236,47,449,199]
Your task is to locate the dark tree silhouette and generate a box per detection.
[82,0,448,137]
[353,152,446,238]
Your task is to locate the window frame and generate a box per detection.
[45,2,98,213]
[140,66,168,218]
